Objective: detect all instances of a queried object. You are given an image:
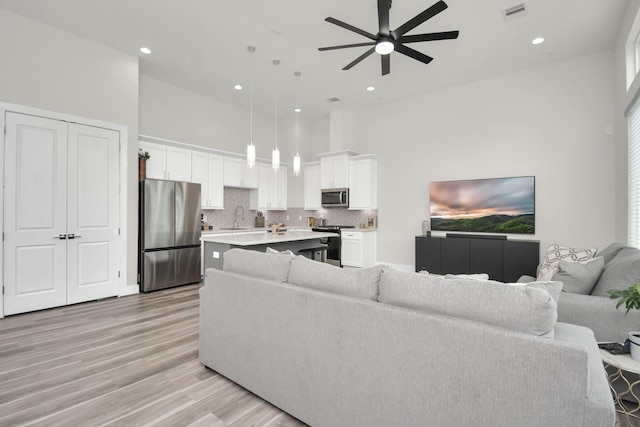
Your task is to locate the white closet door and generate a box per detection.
[4,112,68,315]
[66,124,119,304]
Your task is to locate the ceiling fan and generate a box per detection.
[318,0,459,76]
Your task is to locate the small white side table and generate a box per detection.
[600,349,640,421]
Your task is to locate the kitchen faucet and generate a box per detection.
[234,205,245,229]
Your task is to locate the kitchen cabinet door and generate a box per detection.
[250,163,270,210]
[139,141,191,181]
[341,231,377,268]
[224,157,258,188]
[140,140,167,180]
[208,155,224,208]
[265,167,287,210]
[277,167,287,209]
[192,152,224,209]
[349,157,377,210]
[320,155,350,189]
[166,146,192,181]
[304,163,321,210]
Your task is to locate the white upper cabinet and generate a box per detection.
[250,163,270,210]
[304,162,321,210]
[139,140,191,181]
[320,155,350,189]
[319,151,358,189]
[223,157,259,189]
[139,140,166,180]
[250,164,287,210]
[192,151,224,209]
[166,146,192,181]
[275,167,287,210]
[348,155,378,210]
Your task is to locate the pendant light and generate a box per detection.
[246,46,256,168]
[272,59,280,171]
[293,71,302,177]
[272,93,280,171]
[293,112,301,176]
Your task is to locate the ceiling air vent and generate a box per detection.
[327,97,340,103]
[502,3,527,21]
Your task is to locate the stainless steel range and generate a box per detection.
[311,225,355,267]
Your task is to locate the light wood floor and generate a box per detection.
[2,284,637,427]
[0,284,307,427]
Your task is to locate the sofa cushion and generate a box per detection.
[591,247,640,297]
[223,248,293,282]
[597,243,628,265]
[444,273,489,280]
[288,255,382,301]
[537,242,597,282]
[379,268,559,337]
[551,257,604,295]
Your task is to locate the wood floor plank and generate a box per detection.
[0,284,308,427]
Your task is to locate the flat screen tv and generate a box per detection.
[429,176,535,235]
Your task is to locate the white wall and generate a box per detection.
[613,1,640,244]
[139,75,318,207]
[346,51,616,268]
[0,9,139,289]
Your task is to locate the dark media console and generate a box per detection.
[415,235,539,283]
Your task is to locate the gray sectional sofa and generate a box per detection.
[199,249,614,427]
[523,243,640,343]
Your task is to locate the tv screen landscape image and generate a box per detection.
[429,176,535,235]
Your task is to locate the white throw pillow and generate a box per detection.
[537,242,596,282]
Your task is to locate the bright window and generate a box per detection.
[629,97,640,247]
[636,31,640,75]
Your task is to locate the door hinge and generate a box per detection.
[118,228,121,235]
[118,184,121,194]
[118,271,120,278]
[2,286,4,295]
[2,232,4,242]
[3,124,6,135]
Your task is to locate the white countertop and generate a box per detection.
[201,230,337,246]
[350,228,378,232]
[201,227,313,236]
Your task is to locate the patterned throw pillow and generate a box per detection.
[537,242,597,282]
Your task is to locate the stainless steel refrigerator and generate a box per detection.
[138,179,201,292]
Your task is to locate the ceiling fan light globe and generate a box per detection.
[375,40,394,55]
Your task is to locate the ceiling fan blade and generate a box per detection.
[391,0,448,39]
[325,17,377,40]
[319,42,376,51]
[399,31,459,43]
[381,54,390,75]
[395,44,433,65]
[343,47,376,70]
[378,0,391,36]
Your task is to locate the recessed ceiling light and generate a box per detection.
[140,47,151,54]
[234,84,243,90]
[294,108,301,113]
[367,86,375,92]
[531,37,544,45]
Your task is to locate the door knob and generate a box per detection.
[54,234,67,239]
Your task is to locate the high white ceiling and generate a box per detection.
[0,0,629,120]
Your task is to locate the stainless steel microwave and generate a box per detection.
[321,188,349,208]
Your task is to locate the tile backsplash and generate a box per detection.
[202,188,377,229]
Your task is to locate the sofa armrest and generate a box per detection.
[557,292,640,343]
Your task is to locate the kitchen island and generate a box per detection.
[201,230,336,270]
